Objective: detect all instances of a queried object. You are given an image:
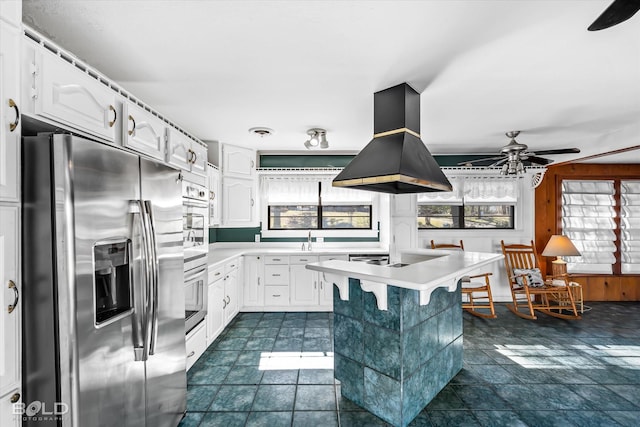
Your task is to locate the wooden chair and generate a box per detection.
[430,240,497,319]
[500,240,581,320]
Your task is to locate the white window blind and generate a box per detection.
[263,177,318,204]
[621,180,640,274]
[463,178,518,205]
[417,177,463,205]
[320,178,373,204]
[562,180,616,274]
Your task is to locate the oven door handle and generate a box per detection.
[185,265,207,282]
[144,200,160,356]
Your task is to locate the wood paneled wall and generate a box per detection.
[535,163,640,301]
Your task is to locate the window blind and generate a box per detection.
[263,177,318,204]
[621,180,640,274]
[320,178,373,204]
[417,177,463,205]
[561,180,616,274]
[463,178,518,205]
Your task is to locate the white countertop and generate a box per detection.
[305,249,504,292]
[207,244,389,266]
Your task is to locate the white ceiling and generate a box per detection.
[22,0,640,164]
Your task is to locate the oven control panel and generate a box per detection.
[183,180,207,202]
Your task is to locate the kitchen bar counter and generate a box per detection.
[305,249,503,427]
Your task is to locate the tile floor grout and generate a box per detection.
[181,303,640,427]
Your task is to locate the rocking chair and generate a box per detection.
[431,240,497,319]
[500,240,581,320]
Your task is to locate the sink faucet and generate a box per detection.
[307,231,312,251]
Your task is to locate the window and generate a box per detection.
[418,204,514,229]
[264,177,374,231]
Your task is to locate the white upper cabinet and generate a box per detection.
[222,144,256,177]
[0,0,21,27]
[28,46,119,143]
[207,165,221,226]
[0,23,20,202]
[222,176,257,227]
[392,194,417,217]
[122,102,166,160]
[166,128,207,175]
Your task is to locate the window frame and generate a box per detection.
[417,203,515,230]
[267,204,373,231]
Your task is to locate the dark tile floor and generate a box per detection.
[180,303,640,427]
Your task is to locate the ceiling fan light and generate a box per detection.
[319,133,329,149]
[516,162,525,174]
[501,164,509,175]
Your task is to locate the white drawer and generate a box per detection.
[290,255,318,265]
[225,258,240,274]
[264,286,290,306]
[264,255,289,265]
[185,322,206,370]
[208,265,224,283]
[264,265,289,285]
[319,254,349,262]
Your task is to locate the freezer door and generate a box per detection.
[140,158,187,427]
[62,135,149,427]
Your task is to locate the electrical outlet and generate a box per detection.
[255,234,260,242]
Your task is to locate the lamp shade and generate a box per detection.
[541,235,581,257]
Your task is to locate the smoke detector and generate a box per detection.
[248,127,274,137]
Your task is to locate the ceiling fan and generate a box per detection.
[457,131,580,175]
[588,0,640,31]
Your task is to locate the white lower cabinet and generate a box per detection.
[206,259,239,345]
[185,321,206,371]
[318,254,348,306]
[206,271,225,346]
[0,206,20,397]
[290,256,319,306]
[243,256,264,308]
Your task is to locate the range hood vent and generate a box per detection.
[333,83,452,194]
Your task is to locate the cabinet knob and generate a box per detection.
[10,392,21,403]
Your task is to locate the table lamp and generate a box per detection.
[541,235,581,277]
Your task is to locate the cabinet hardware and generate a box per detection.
[10,393,21,403]
[8,280,19,314]
[222,299,227,308]
[251,160,255,168]
[214,272,221,276]
[230,264,235,268]
[300,259,308,262]
[191,150,198,164]
[257,277,260,286]
[314,281,317,289]
[251,198,254,207]
[187,351,195,358]
[273,258,280,261]
[226,296,230,304]
[8,99,20,132]
[273,294,281,297]
[108,104,117,127]
[272,274,281,277]
[128,115,136,136]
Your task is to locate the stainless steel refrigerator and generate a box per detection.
[22,133,186,427]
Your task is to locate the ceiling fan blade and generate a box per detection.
[489,158,509,167]
[588,0,640,31]
[456,155,505,166]
[526,156,553,165]
[530,148,580,156]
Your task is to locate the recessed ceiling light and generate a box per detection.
[248,127,274,137]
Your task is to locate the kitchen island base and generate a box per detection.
[333,278,463,427]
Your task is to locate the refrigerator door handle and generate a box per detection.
[144,200,160,356]
[130,200,151,361]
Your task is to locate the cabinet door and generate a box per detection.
[392,194,417,217]
[207,165,221,226]
[0,389,21,427]
[222,144,255,177]
[166,127,191,170]
[190,142,207,176]
[222,176,256,227]
[290,264,319,306]
[318,255,347,306]
[244,256,264,307]
[0,206,20,396]
[206,279,225,346]
[0,0,21,27]
[391,216,417,261]
[122,102,166,160]
[0,24,20,202]
[36,49,119,142]
[224,269,239,324]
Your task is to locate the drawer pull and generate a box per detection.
[230,264,235,268]
[299,259,308,262]
[187,351,195,358]
[273,294,281,297]
[215,272,221,276]
[272,258,281,261]
[272,274,281,277]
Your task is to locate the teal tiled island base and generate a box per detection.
[333,278,463,427]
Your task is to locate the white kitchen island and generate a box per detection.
[306,249,503,427]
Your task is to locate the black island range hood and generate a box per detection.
[333,83,452,194]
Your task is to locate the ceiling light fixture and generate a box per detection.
[304,128,329,150]
[248,127,274,137]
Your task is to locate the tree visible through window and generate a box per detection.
[418,204,514,229]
